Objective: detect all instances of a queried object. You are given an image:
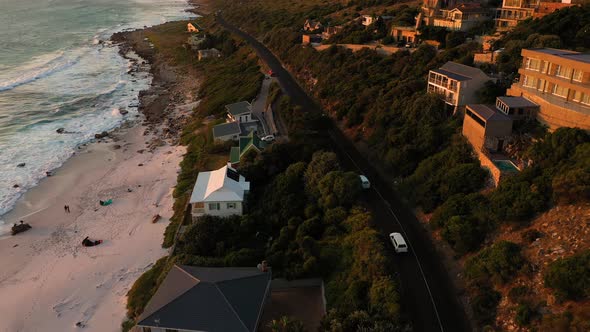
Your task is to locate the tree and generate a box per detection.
[268,316,305,332]
[304,151,340,195]
[544,250,590,300]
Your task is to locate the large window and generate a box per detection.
[552,84,568,98]
[582,93,590,106]
[556,65,573,79]
[209,203,220,210]
[526,58,541,71]
[522,75,537,88]
[573,69,583,82]
[227,202,237,209]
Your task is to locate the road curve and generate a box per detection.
[217,14,472,332]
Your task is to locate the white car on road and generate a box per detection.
[390,232,408,253]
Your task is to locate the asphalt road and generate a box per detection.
[217,15,472,332]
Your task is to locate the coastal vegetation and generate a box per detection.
[209,0,590,329]
[124,18,406,331]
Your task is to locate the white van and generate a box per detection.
[359,175,370,189]
[389,232,408,253]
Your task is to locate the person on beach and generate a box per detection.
[67,205,70,213]
[64,205,69,213]
[82,236,102,247]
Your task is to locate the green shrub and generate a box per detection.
[465,241,525,284]
[126,256,173,319]
[508,285,531,302]
[470,283,501,326]
[515,302,534,326]
[544,250,590,300]
[521,229,542,244]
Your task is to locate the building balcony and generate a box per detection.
[513,85,590,116]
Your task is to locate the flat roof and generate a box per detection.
[467,104,512,122]
[497,96,538,108]
[525,48,590,64]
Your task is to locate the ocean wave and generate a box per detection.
[0,51,82,92]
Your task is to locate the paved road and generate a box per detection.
[217,15,472,332]
[252,77,272,135]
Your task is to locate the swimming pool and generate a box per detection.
[494,160,520,173]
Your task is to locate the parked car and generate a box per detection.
[261,135,275,142]
[359,175,370,189]
[389,232,408,253]
[405,43,414,48]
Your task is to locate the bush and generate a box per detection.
[544,250,590,300]
[470,283,501,326]
[508,285,531,302]
[441,215,487,254]
[515,302,534,326]
[465,241,525,284]
[126,257,172,319]
[521,229,542,244]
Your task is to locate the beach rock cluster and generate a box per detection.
[95,131,109,139]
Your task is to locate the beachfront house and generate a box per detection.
[230,132,266,166]
[187,22,202,33]
[213,101,258,141]
[198,48,222,61]
[189,164,250,219]
[427,61,494,110]
[135,264,271,332]
[303,19,323,32]
[212,122,242,141]
[226,101,253,123]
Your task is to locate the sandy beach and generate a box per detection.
[0,120,185,331]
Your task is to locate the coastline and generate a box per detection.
[0,11,201,332]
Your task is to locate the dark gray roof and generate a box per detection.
[431,68,471,81]
[226,101,252,116]
[467,104,512,122]
[213,122,241,138]
[439,61,488,80]
[138,265,271,332]
[497,96,538,108]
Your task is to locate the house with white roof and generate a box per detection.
[189,164,250,219]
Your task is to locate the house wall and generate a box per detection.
[192,201,243,219]
[214,133,239,142]
[506,49,590,130]
[457,76,491,105]
[508,85,590,130]
[239,113,252,123]
[462,113,486,151]
[391,28,418,43]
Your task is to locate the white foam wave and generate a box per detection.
[0,51,82,92]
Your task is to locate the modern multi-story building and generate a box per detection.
[506,48,590,130]
[427,61,494,109]
[495,0,574,32]
[432,3,491,31]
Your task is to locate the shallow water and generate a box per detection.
[0,0,195,219]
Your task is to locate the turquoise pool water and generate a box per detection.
[494,160,520,172]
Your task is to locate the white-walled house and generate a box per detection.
[189,164,250,219]
[226,101,253,123]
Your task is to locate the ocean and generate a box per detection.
[0,0,195,221]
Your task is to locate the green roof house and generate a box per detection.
[230,132,266,166]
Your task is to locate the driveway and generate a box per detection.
[217,14,472,332]
[251,77,272,135]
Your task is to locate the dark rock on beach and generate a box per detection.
[17,163,25,167]
[94,131,109,139]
